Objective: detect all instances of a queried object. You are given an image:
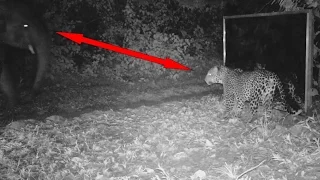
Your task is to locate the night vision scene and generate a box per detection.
[1,0,320,179]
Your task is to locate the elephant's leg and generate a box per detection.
[32,45,49,96]
[0,63,17,108]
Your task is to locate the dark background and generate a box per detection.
[225,12,307,99]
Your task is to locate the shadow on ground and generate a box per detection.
[0,77,221,126]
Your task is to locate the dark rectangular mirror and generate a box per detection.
[223,10,313,112]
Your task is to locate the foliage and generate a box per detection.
[222,0,279,15]
[44,0,222,81]
[47,0,126,78]
[271,0,319,11]
[117,0,211,80]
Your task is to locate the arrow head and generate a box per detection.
[56,32,84,44]
[163,58,191,71]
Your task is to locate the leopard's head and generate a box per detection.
[205,66,224,85]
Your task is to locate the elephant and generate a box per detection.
[0,1,50,108]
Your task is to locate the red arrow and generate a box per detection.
[56,32,191,71]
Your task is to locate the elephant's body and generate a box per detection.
[0,1,50,108]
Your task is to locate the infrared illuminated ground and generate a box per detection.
[1,77,320,179]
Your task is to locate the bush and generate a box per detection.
[47,0,222,81]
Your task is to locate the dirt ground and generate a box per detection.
[0,76,217,124]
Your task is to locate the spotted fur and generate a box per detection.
[254,63,304,108]
[205,65,300,118]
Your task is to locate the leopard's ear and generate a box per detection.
[217,64,224,70]
[211,66,220,74]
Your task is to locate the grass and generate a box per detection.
[0,76,320,179]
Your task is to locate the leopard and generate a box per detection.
[204,65,301,120]
[253,63,304,109]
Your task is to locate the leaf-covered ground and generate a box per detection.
[1,77,320,179]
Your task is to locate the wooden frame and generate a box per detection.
[223,10,314,112]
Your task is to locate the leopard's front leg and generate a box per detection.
[248,97,260,123]
[234,97,244,118]
[221,93,235,118]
